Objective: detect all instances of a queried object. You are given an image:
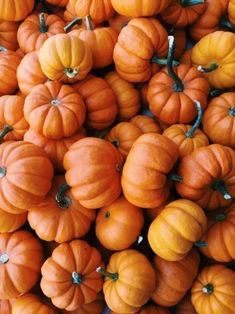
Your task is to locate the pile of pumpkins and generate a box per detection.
[0,0,235,313]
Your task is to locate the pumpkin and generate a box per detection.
[47,0,68,6]
[191,265,235,314]
[0,141,54,213]
[0,299,12,314]
[24,80,86,139]
[108,14,132,35]
[129,115,161,134]
[160,0,206,27]
[0,230,43,299]
[113,17,168,82]
[151,249,200,306]
[12,293,57,314]
[0,0,34,22]
[72,75,118,130]
[191,31,235,88]
[0,20,19,51]
[148,199,207,261]
[41,239,104,311]
[97,249,156,313]
[110,0,171,17]
[95,195,144,250]
[163,100,209,158]
[171,28,187,60]
[61,294,105,314]
[202,92,235,148]
[121,133,179,208]
[64,137,124,209]
[146,195,175,221]
[0,95,29,141]
[175,144,235,210]
[110,304,171,314]
[0,49,21,96]
[24,128,86,173]
[176,294,197,314]
[17,13,65,54]
[65,0,115,24]
[105,71,140,120]
[28,175,96,243]
[17,51,48,96]
[229,0,235,25]
[180,48,192,65]
[0,207,27,233]
[147,36,209,125]
[38,33,93,83]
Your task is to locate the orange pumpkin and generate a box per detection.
[176,294,197,314]
[229,0,235,25]
[0,299,12,314]
[0,0,34,21]
[0,230,43,299]
[61,294,105,314]
[0,207,27,233]
[12,294,57,314]
[172,28,187,60]
[110,304,171,314]
[0,20,19,50]
[130,115,161,134]
[146,195,175,221]
[108,14,132,35]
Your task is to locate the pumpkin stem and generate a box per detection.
[220,18,235,32]
[211,180,232,200]
[0,253,9,264]
[180,0,205,6]
[167,36,184,92]
[0,125,13,139]
[0,45,7,52]
[39,13,48,33]
[151,55,179,67]
[0,167,6,178]
[229,107,235,117]
[96,267,119,281]
[185,100,202,138]
[64,17,83,32]
[202,283,214,294]
[197,63,218,73]
[71,271,83,284]
[64,68,79,78]
[111,139,120,148]
[169,174,183,182]
[55,183,71,208]
[194,241,208,247]
[85,15,94,30]
[215,213,226,222]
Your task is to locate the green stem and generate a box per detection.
[202,283,214,294]
[185,100,202,138]
[215,213,226,222]
[152,55,179,67]
[85,15,93,30]
[55,183,71,208]
[194,241,208,247]
[167,36,184,92]
[96,267,119,281]
[197,63,218,73]
[64,17,83,32]
[220,18,235,32]
[0,167,6,178]
[180,0,205,6]
[39,13,48,33]
[229,107,235,117]
[0,125,13,139]
[211,180,232,200]
[169,174,183,182]
[71,272,83,284]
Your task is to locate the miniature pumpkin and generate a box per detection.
[0,20,19,51]
[130,115,161,134]
[0,0,34,22]
[0,207,27,233]
[61,294,105,314]
[108,14,132,35]
[229,0,235,25]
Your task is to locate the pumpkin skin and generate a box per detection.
[0,20,19,50]
[146,195,175,222]
[110,0,171,17]
[175,144,235,210]
[121,133,179,208]
[176,294,196,314]
[0,230,43,299]
[148,199,207,261]
[95,195,144,250]
[180,48,192,65]
[191,265,235,314]
[202,93,235,148]
[151,249,200,306]
[100,249,156,313]
[0,0,34,22]
[41,239,104,311]
[105,71,140,120]
[0,95,29,141]
[24,128,86,173]
[229,0,235,25]
[173,28,187,59]
[113,17,168,82]
[0,207,27,233]
[12,294,57,314]
[17,13,65,54]
[61,294,105,314]
[0,299,12,314]
[130,115,161,134]
[17,51,48,96]
[110,304,171,314]
[72,75,118,130]
[28,175,96,243]
[191,31,235,89]
[24,81,86,140]
[0,141,54,213]
[39,33,93,83]
[64,137,124,209]
[108,14,132,35]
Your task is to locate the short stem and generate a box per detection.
[64,17,83,32]
[197,63,218,73]
[180,0,205,6]
[202,283,214,294]
[229,107,235,117]
[112,139,120,148]
[64,68,79,78]
[212,180,232,200]
[96,267,119,281]
[215,213,226,222]
[194,241,208,247]
[55,183,71,208]
[85,15,93,30]
[169,174,183,182]
[167,36,184,92]
[0,45,7,52]
[0,166,6,178]
[185,100,202,138]
[220,18,235,31]
[71,272,83,284]
[152,55,179,67]
[39,13,48,33]
[0,253,9,264]
[0,125,13,139]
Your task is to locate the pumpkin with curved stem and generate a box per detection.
[72,75,118,130]
[191,31,235,89]
[0,95,29,141]
[108,14,132,35]
[191,265,235,314]
[229,0,235,25]
[0,0,34,21]
[176,294,196,314]
[0,20,19,51]
[64,137,124,209]
[41,239,104,311]
[39,33,93,83]
[105,71,141,120]
[0,207,27,233]
[163,100,209,158]
[0,141,54,213]
[202,92,235,148]
[0,230,43,299]
[148,199,207,261]
[121,133,179,208]
[151,249,200,306]
[97,249,156,313]
[147,36,209,125]
[175,144,235,210]
[24,80,86,140]
[113,17,169,83]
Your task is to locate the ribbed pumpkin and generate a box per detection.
[0,207,27,233]
[110,304,171,314]
[0,0,34,21]
[61,294,105,314]
[0,20,19,50]
[148,199,207,261]
[176,295,197,314]
[130,115,161,133]
[0,230,43,299]
[229,0,235,25]
[12,294,57,314]
[108,14,132,35]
